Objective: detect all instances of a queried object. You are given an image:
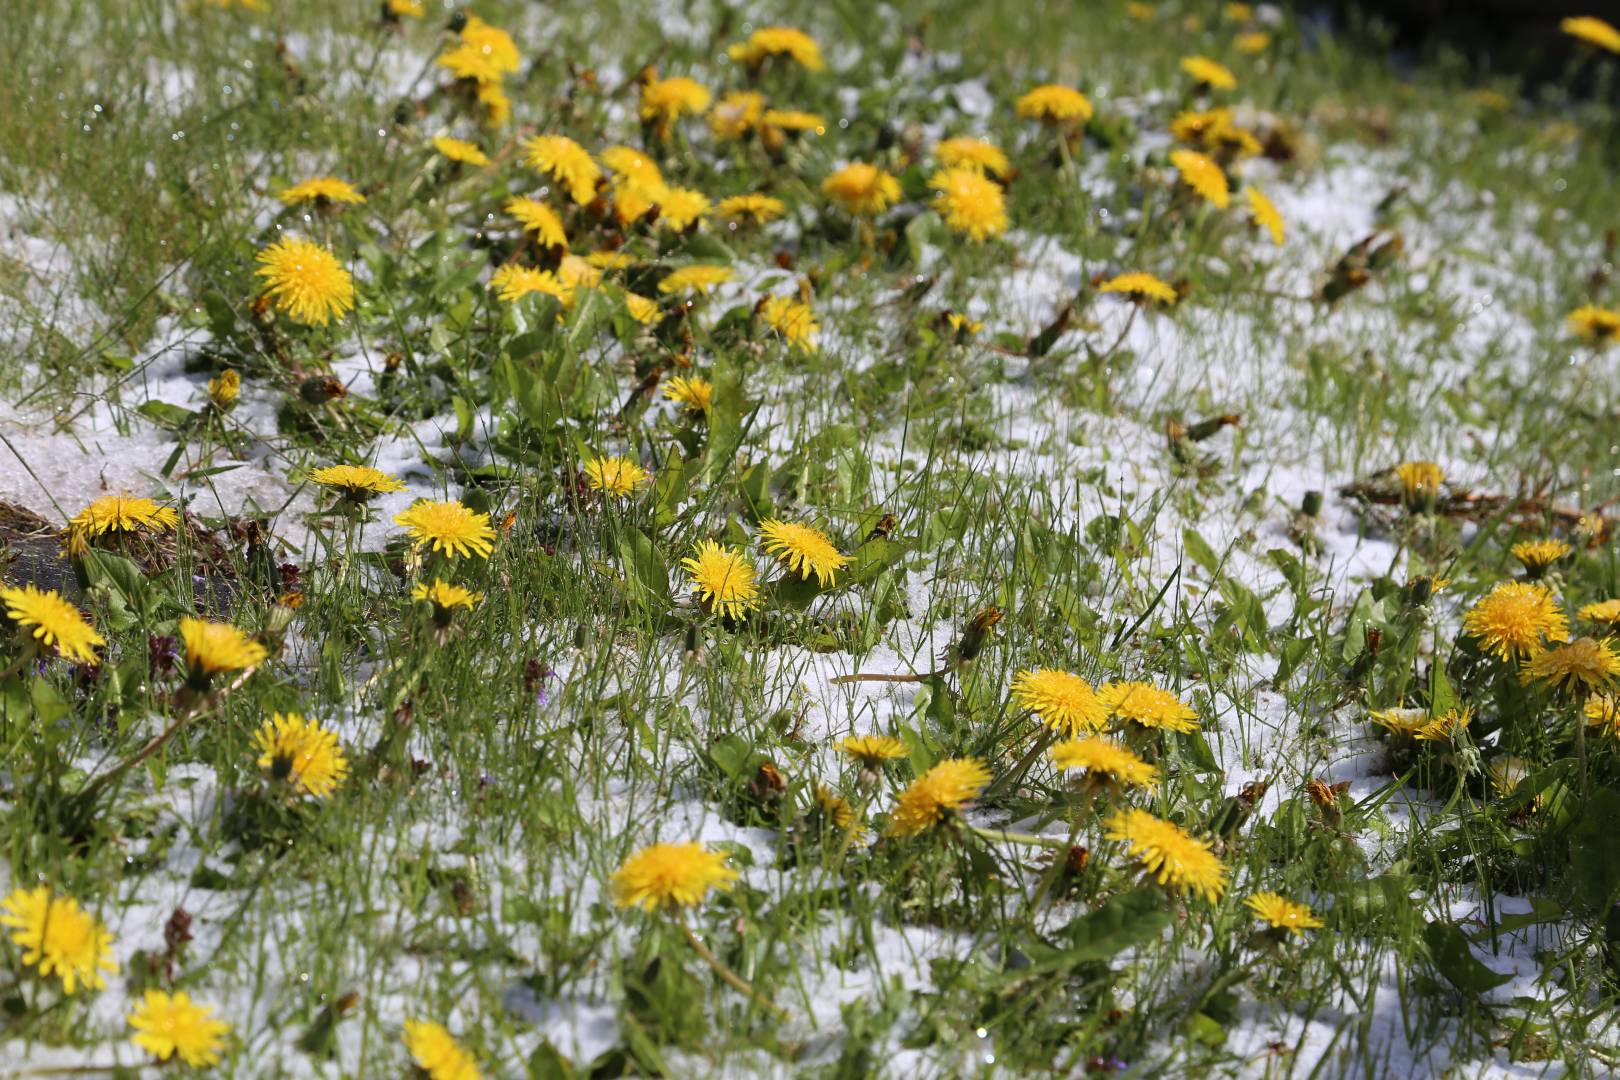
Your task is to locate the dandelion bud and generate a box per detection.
[299,375,347,406]
[958,606,1004,662]
[1300,490,1323,517]
[1186,413,1240,442]
[1394,461,1442,515]
[207,369,240,410]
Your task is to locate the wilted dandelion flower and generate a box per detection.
[1015,84,1094,122]
[1522,636,1620,695]
[710,90,765,139]
[1,584,105,663]
[1245,186,1284,245]
[1099,271,1177,305]
[717,193,786,225]
[69,493,179,544]
[432,136,489,166]
[255,237,355,326]
[1562,15,1620,52]
[929,167,1009,241]
[1099,681,1200,733]
[584,455,652,496]
[1512,538,1571,575]
[1180,55,1237,90]
[761,295,819,351]
[641,76,712,135]
[180,617,268,681]
[207,368,240,409]
[682,540,761,620]
[128,989,231,1066]
[1050,737,1158,787]
[308,463,405,500]
[612,842,738,910]
[1105,808,1227,902]
[505,196,567,247]
[1,886,117,995]
[822,163,901,217]
[523,135,600,205]
[1394,460,1443,512]
[886,758,991,837]
[1463,581,1567,660]
[839,734,909,766]
[728,26,825,71]
[404,1020,482,1080]
[659,264,733,295]
[252,712,349,798]
[393,500,496,560]
[1585,694,1620,737]
[277,176,365,207]
[662,375,712,416]
[489,265,572,305]
[655,186,712,232]
[1244,892,1323,935]
[935,136,1010,178]
[758,519,849,586]
[1010,669,1108,735]
[1567,305,1620,346]
[1169,149,1230,209]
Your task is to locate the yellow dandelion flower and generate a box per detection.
[929,167,1009,241]
[388,0,424,15]
[1125,2,1156,19]
[180,617,267,678]
[128,989,231,1067]
[717,193,786,225]
[1170,148,1230,209]
[1,584,105,664]
[1394,460,1444,511]
[1512,538,1572,574]
[625,292,663,325]
[1,886,117,995]
[1099,271,1177,304]
[758,519,849,586]
[208,368,240,409]
[659,264,733,295]
[393,500,495,560]
[474,82,510,128]
[1568,305,1620,346]
[711,90,766,139]
[1099,681,1200,733]
[814,783,860,831]
[1563,16,1620,53]
[1049,736,1158,787]
[1244,892,1323,935]
[404,1019,481,1080]
[252,712,348,799]
[69,493,180,541]
[946,312,983,338]
[612,842,738,911]
[489,265,572,305]
[1522,636,1620,695]
[641,76,712,128]
[1011,668,1108,736]
[459,15,520,74]
[308,463,405,499]
[277,176,365,207]
[1463,581,1568,661]
[436,43,503,85]
[1236,31,1272,55]
[523,135,601,205]
[886,758,991,837]
[584,455,652,497]
[822,162,901,217]
[411,579,482,612]
[662,375,713,415]
[935,136,1010,179]
[761,295,819,352]
[556,254,601,293]
[1488,755,1535,798]
[1105,808,1227,902]
[1170,107,1234,145]
[1225,2,1254,19]
[728,26,825,71]
[1015,84,1094,122]
[655,186,712,232]
[1369,705,1429,738]
[505,196,567,247]
[254,237,355,326]
[681,540,761,620]
[430,137,486,169]
[760,109,826,134]
[587,250,638,271]
[1585,694,1620,737]
[1580,599,1620,626]
[1416,705,1473,742]
[839,734,909,766]
[1245,186,1284,245]
[601,146,664,188]
[612,179,659,226]
[1181,55,1237,90]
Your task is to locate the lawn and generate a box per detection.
[4,1,1620,1076]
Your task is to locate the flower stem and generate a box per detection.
[983,726,1055,800]
[678,918,786,1019]
[966,824,1071,851]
